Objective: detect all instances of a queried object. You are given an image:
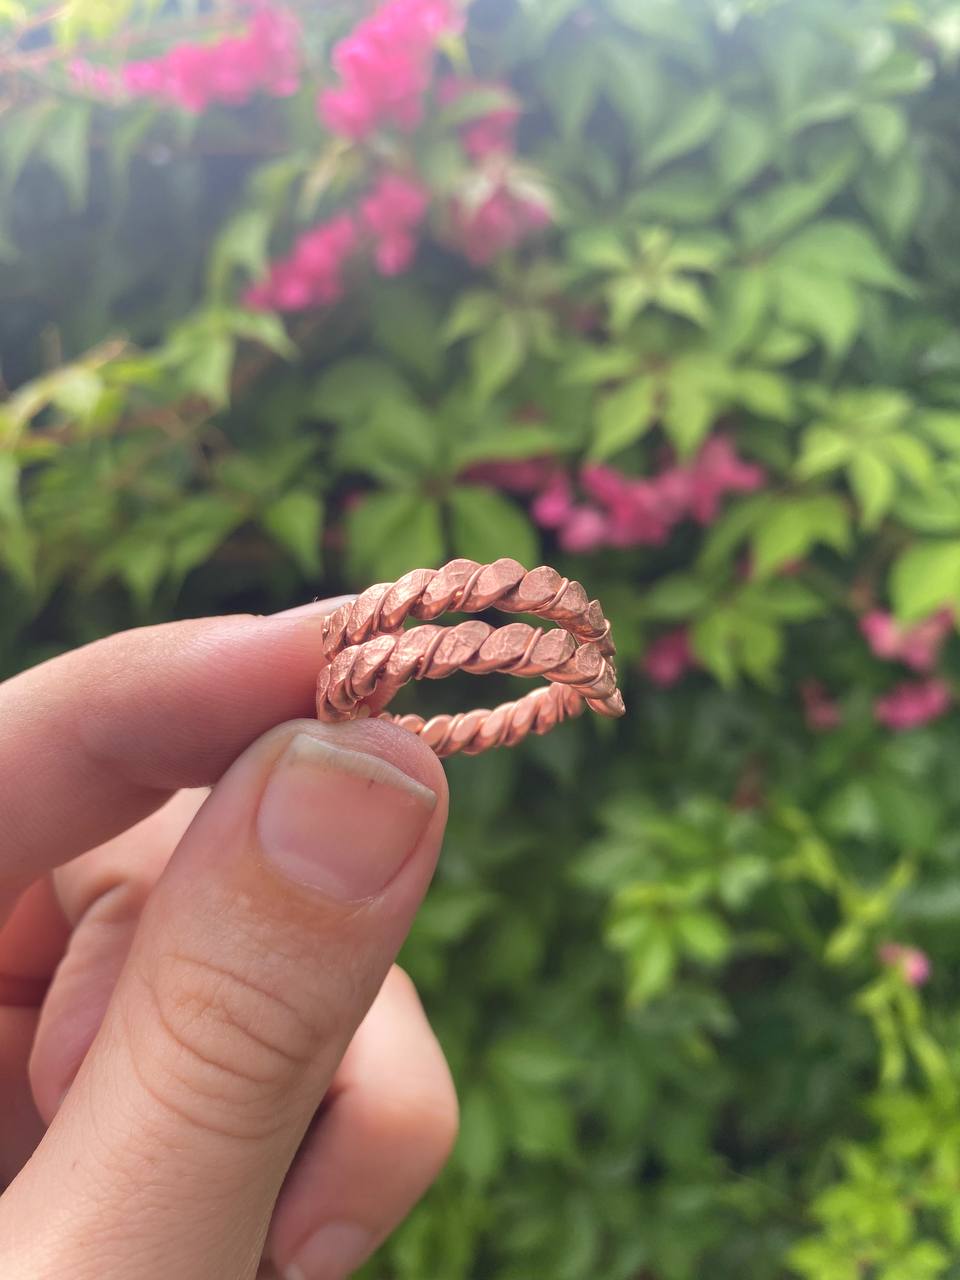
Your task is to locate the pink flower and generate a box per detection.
[687,435,766,524]
[319,0,461,139]
[800,680,842,732]
[117,4,300,112]
[453,186,552,265]
[245,212,359,312]
[531,473,575,529]
[874,678,952,731]
[360,172,430,275]
[439,75,520,158]
[558,507,610,553]
[862,608,953,673]
[643,628,696,688]
[879,943,931,987]
[70,58,124,99]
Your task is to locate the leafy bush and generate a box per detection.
[5,0,960,1275]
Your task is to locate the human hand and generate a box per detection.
[0,604,457,1280]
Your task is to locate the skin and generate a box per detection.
[0,602,459,1280]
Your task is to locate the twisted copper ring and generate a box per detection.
[315,558,626,758]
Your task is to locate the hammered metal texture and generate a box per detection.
[316,558,625,757]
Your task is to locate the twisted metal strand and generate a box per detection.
[315,558,625,756]
[316,620,621,723]
[389,684,586,759]
[320,558,615,660]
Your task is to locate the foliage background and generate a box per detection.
[6,0,960,1276]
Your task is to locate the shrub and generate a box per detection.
[4,1,960,1275]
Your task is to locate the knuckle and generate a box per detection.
[133,948,324,1139]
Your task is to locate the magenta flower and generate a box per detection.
[874,678,952,730]
[245,213,359,312]
[439,75,521,159]
[319,0,461,140]
[861,608,953,673]
[879,943,931,987]
[115,5,301,112]
[360,172,430,276]
[643,628,696,688]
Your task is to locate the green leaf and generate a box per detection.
[538,41,603,139]
[0,100,56,198]
[313,359,411,422]
[167,496,244,583]
[449,487,539,567]
[731,368,793,421]
[347,491,444,582]
[775,219,909,292]
[605,276,651,332]
[858,148,923,244]
[41,103,91,211]
[227,309,297,360]
[735,180,835,250]
[675,911,731,964]
[712,268,769,356]
[261,490,324,576]
[775,268,861,359]
[568,227,632,271]
[890,539,960,622]
[472,313,526,402]
[456,1087,505,1189]
[209,209,272,296]
[711,106,772,191]
[750,495,850,578]
[655,276,710,326]
[796,426,854,477]
[642,574,713,620]
[849,452,895,529]
[856,102,907,160]
[175,335,235,407]
[562,345,637,385]
[623,925,676,1005]
[643,89,724,174]
[490,1032,579,1087]
[372,282,443,382]
[592,377,657,459]
[444,290,500,343]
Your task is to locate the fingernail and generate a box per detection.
[272,595,356,619]
[257,732,437,901]
[285,1222,372,1280]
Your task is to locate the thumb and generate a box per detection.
[0,719,447,1280]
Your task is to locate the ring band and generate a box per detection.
[315,558,626,757]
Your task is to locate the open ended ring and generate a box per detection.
[315,558,626,758]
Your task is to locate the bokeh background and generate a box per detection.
[5,0,960,1275]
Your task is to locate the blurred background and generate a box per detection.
[5,0,960,1275]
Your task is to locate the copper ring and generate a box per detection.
[315,557,626,758]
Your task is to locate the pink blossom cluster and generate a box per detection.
[874,678,952,731]
[360,172,430,276]
[319,0,462,139]
[245,167,431,309]
[643,628,697,688]
[439,74,552,264]
[438,74,521,160]
[72,5,301,112]
[452,187,552,266]
[879,943,931,987]
[244,213,358,311]
[861,608,954,673]
[800,680,842,732]
[530,437,765,553]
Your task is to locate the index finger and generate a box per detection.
[0,603,346,916]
